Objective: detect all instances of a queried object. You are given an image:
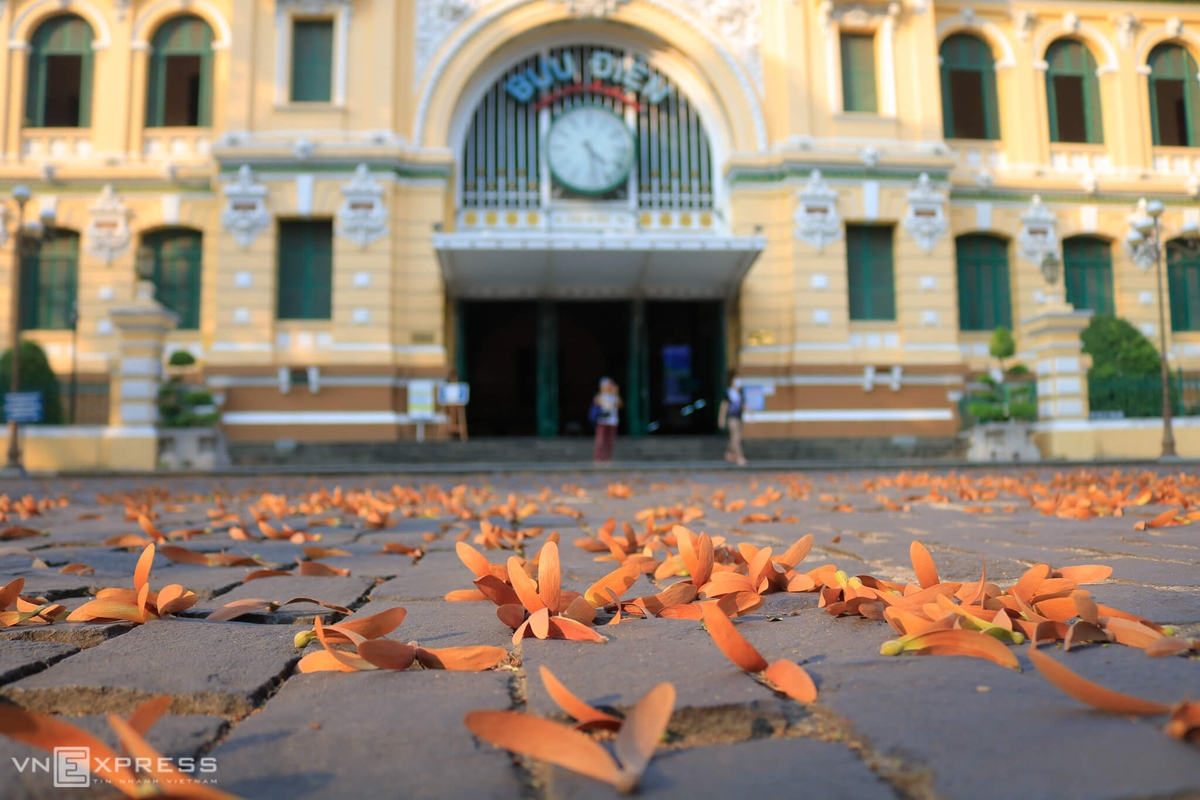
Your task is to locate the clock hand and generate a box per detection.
[583,140,607,166]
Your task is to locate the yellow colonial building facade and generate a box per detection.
[1,0,1200,449]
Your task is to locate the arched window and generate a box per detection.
[1063,236,1114,315]
[25,15,94,128]
[1148,43,1200,148]
[20,229,79,330]
[940,34,999,140]
[147,15,214,127]
[1045,40,1103,144]
[139,228,203,329]
[1168,240,1200,331]
[955,234,1011,330]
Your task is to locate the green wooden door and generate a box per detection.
[847,226,896,320]
[1148,43,1200,148]
[19,229,78,330]
[143,228,202,329]
[276,221,333,319]
[536,301,559,438]
[1063,236,1114,315]
[955,234,1012,330]
[25,15,94,128]
[1168,241,1200,332]
[940,34,1000,140]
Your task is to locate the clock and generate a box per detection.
[546,105,635,195]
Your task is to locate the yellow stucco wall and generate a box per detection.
[0,0,1196,442]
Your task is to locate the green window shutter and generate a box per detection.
[955,234,1012,330]
[1168,243,1200,332]
[277,221,334,320]
[1045,40,1103,144]
[20,229,78,330]
[1063,236,1114,315]
[26,15,95,128]
[144,228,203,329]
[847,226,895,321]
[840,33,878,113]
[940,34,1000,140]
[146,16,214,127]
[291,20,334,103]
[1148,43,1200,148]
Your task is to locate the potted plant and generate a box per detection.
[156,350,229,470]
[963,327,1041,462]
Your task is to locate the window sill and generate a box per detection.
[145,125,213,132]
[274,103,345,112]
[833,113,896,124]
[22,127,92,134]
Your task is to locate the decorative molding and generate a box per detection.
[902,173,947,254]
[935,11,1017,70]
[277,0,351,13]
[558,0,629,17]
[10,0,112,49]
[1079,172,1099,196]
[85,185,133,264]
[1114,13,1138,50]
[793,169,843,252]
[674,0,763,92]
[860,146,882,167]
[220,165,271,249]
[1165,17,1183,39]
[337,164,389,248]
[1062,12,1080,35]
[1187,175,1200,199]
[1012,9,1036,44]
[412,0,768,151]
[413,0,763,94]
[1016,194,1059,268]
[131,0,234,49]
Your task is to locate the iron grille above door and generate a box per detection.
[460,45,714,212]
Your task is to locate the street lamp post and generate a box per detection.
[3,186,33,477]
[68,301,79,424]
[1127,199,1180,460]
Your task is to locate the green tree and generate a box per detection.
[989,326,1015,372]
[0,340,64,424]
[1080,314,1160,379]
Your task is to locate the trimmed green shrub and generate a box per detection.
[168,350,197,367]
[0,340,63,424]
[1080,314,1160,379]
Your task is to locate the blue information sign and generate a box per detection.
[3,392,43,424]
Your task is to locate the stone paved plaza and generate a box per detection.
[0,468,1198,800]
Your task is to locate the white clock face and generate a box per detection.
[547,105,635,195]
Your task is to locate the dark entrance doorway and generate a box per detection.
[646,301,723,435]
[458,299,722,438]
[460,301,537,436]
[557,302,629,436]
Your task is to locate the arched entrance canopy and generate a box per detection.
[432,23,763,301]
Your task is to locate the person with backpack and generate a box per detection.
[718,371,747,466]
[591,377,622,465]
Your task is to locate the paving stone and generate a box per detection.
[1089,584,1200,623]
[546,737,895,800]
[522,619,786,737]
[1060,555,1200,588]
[818,655,1200,800]
[0,640,79,684]
[190,576,375,623]
[346,600,515,649]
[210,671,521,800]
[2,714,227,800]
[373,550,484,601]
[0,620,136,649]
[1,619,300,717]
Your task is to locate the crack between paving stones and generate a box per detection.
[781,704,939,800]
[501,644,544,800]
